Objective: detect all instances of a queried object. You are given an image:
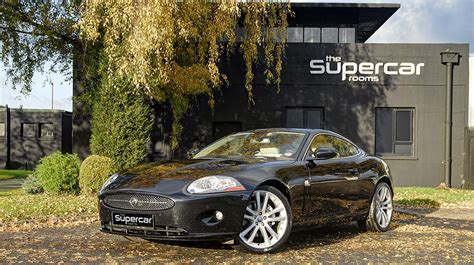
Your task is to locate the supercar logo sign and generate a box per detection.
[309,55,425,82]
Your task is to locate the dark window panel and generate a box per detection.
[39,123,54,139]
[395,110,412,141]
[306,110,322,129]
[22,123,36,138]
[286,109,304,128]
[375,108,393,154]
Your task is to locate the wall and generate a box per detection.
[469,55,474,128]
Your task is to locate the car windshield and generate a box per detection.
[193,131,306,160]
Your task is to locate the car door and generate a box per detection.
[305,134,362,218]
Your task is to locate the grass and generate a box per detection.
[394,187,474,208]
[0,188,97,224]
[0,169,33,180]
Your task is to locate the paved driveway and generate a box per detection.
[0,178,24,192]
[0,211,473,263]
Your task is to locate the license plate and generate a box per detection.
[112,213,154,227]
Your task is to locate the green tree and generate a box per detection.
[89,76,153,170]
[1,1,292,151]
[0,1,80,93]
[79,1,291,149]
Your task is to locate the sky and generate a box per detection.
[0,0,473,112]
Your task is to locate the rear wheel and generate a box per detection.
[358,182,393,232]
[237,186,292,253]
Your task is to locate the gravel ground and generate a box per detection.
[0,211,473,263]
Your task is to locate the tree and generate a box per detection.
[1,1,292,155]
[0,1,80,93]
[79,1,291,149]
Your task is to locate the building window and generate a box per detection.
[285,107,324,129]
[339,28,355,43]
[321,27,338,43]
[22,123,36,138]
[286,27,303,43]
[39,123,54,139]
[0,123,5,137]
[304,27,320,43]
[213,122,242,141]
[376,108,414,156]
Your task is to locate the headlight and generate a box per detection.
[100,173,119,191]
[187,176,245,194]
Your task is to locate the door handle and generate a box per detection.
[348,168,359,174]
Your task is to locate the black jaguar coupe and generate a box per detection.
[99,129,394,253]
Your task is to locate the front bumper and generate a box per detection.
[99,190,250,241]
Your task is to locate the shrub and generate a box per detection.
[79,155,117,194]
[90,79,152,171]
[35,151,81,194]
[22,174,44,194]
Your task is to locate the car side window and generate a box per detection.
[309,134,340,158]
[309,134,358,158]
[328,135,359,157]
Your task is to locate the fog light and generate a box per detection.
[215,211,224,221]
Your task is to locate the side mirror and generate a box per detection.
[311,147,338,160]
[186,148,200,159]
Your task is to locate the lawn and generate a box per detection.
[0,169,33,180]
[0,189,97,224]
[394,187,474,208]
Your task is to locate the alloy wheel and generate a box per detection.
[239,190,289,250]
[374,184,393,228]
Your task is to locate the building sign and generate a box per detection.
[310,55,425,82]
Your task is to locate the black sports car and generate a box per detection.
[99,129,394,253]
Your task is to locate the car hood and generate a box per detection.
[102,158,294,195]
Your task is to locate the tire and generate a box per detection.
[358,182,393,232]
[236,185,292,253]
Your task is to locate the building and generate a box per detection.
[0,106,72,169]
[73,3,472,188]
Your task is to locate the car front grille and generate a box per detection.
[103,193,174,211]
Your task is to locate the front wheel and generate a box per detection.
[237,186,292,253]
[358,182,393,232]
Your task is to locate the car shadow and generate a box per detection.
[146,209,473,253]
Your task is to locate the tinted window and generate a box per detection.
[286,108,304,128]
[309,134,358,158]
[304,27,320,43]
[321,28,338,43]
[339,28,355,43]
[287,27,303,43]
[0,123,4,137]
[22,123,36,138]
[285,107,323,129]
[39,123,54,139]
[376,108,414,156]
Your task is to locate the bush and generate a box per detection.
[90,79,152,171]
[22,174,44,194]
[35,152,81,194]
[79,155,117,194]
